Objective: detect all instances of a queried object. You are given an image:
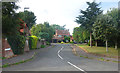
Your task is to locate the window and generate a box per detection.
[58,35,62,37]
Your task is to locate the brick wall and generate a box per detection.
[2,38,14,57]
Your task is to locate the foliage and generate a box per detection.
[40,45,45,48]
[106,8,120,48]
[51,24,66,34]
[51,24,65,30]
[2,2,19,37]
[87,40,95,46]
[75,1,103,47]
[39,32,49,41]
[64,36,70,43]
[70,41,74,43]
[73,26,89,43]
[29,36,38,50]
[46,41,50,45]
[31,22,54,42]
[93,14,114,41]
[17,10,36,29]
[75,1,103,31]
[7,34,25,55]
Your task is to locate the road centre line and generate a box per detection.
[57,47,64,60]
[57,46,86,72]
[67,61,86,73]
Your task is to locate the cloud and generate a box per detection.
[17,0,118,35]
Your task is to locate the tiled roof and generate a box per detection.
[56,30,70,35]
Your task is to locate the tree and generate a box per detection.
[39,32,49,41]
[93,14,114,52]
[73,26,89,43]
[75,1,103,47]
[64,36,70,43]
[17,10,36,29]
[31,22,54,42]
[107,8,120,49]
[2,2,19,37]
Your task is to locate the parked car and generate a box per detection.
[73,41,77,44]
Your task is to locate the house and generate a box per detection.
[18,18,30,36]
[52,30,70,43]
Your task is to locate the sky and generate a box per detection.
[16,0,119,35]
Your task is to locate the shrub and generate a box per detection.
[29,35,38,50]
[70,41,73,43]
[40,45,45,48]
[46,41,50,45]
[7,34,25,55]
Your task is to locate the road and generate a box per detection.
[3,44,118,72]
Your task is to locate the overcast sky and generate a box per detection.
[16,0,119,35]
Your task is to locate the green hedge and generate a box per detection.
[29,35,38,50]
[7,34,25,55]
[46,41,50,45]
[40,45,45,48]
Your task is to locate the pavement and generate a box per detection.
[2,45,53,66]
[2,44,119,72]
[71,44,118,62]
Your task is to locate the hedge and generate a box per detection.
[7,34,25,55]
[29,35,38,50]
[40,45,45,48]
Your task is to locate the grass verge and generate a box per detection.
[76,44,119,59]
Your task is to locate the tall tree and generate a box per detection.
[2,2,19,37]
[75,1,103,47]
[17,10,36,29]
[107,8,120,49]
[93,14,114,52]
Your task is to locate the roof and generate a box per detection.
[56,30,70,36]
[52,36,64,40]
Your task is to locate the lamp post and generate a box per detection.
[24,7,29,36]
[24,7,29,52]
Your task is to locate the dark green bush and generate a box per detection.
[46,41,50,45]
[7,34,25,55]
[29,35,38,50]
[40,45,45,48]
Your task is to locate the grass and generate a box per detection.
[77,44,119,59]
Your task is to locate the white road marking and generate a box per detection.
[58,54,63,60]
[67,61,86,72]
[58,46,86,72]
[57,47,64,60]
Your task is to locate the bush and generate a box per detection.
[40,45,45,48]
[46,41,50,45]
[7,34,25,55]
[29,35,38,50]
[70,41,73,43]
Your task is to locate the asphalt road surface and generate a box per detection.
[3,44,118,72]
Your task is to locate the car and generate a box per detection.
[73,42,77,44]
